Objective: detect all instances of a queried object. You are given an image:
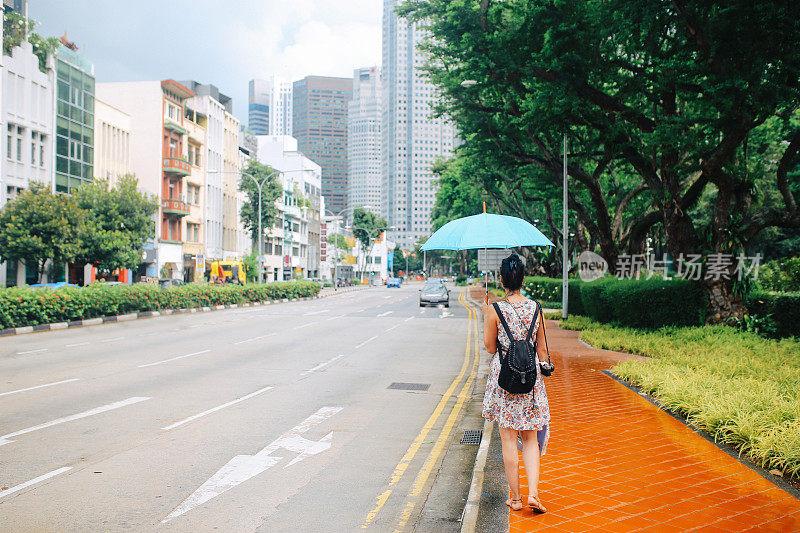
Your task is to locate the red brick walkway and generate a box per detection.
[506,318,800,532]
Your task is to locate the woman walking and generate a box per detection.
[482,254,550,513]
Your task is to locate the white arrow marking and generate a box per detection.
[0,378,79,398]
[0,467,72,500]
[377,311,393,317]
[440,310,453,319]
[0,397,149,446]
[163,406,342,522]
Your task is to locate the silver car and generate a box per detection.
[420,283,450,307]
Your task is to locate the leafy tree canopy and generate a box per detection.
[350,207,389,249]
[239,159,283,244]
[0,183,83,281]
[74,175,158,272]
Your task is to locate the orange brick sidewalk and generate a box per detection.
[506,319,800,533]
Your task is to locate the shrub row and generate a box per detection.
[522,276,586,315]
[0,281,321,330]
[745,290,800,339]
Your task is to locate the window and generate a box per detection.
[16,126,23,162]
[7,124,13,159]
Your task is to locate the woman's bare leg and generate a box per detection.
[497,426,522,500]
[520,430,546,511]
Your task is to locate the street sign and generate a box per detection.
[283,254,291,267]
[478,249,525,271]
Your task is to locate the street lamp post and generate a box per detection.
[324,205,373,290]
[209,168,309,284]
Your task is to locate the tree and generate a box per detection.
[0,183,83,282]
[238,159,283,246]
[74,175,158,272]
[400,0,800,323]
[350,207,389,280]
[2,11,59,73]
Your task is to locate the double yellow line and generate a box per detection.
[362,288,481,530]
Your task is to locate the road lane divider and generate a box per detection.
[301,354,347,376]
[385,324,400,333]
[138,349,211,368]
[326,314,346,321]
[0,397,150,446]
[378,311,393,317]
[0,378,80,398]
[65,341,90,347]
[161,385,274,431]
[233,333,277,345]
[394,293,480,531]
[0,466,72,500]
[294,321,320,330]
[355,335,379,349]
[362,289,474,529]
[15,348,48,355]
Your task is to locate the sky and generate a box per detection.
[32,0,383,122]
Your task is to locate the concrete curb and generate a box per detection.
[461,417,494,533]
[460,287,491,533]
[0,288,379,338]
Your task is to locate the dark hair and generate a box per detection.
[500,253,524,291]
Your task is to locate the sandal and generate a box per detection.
[527,494,547,514]
[505,498,524,511]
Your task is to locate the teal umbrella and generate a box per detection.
[421,213,554,251]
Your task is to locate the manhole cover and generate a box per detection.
[387,382,430,391]
[461,430,483,445]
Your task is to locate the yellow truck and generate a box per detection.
[207,261,246,285]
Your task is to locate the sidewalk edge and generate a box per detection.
[460,416,494,533]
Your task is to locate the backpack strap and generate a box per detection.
[523,301,538,343]
[492,302,515,357]
[534,301,551,363]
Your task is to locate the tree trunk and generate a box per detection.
[701,277,744,324]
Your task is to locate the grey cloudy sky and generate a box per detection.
[32,0,382,122]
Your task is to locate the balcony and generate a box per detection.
[161,197,190,216]
[163,156,191,175]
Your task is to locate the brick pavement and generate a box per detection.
[469,287,800,532]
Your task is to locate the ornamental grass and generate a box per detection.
[560,316,800,479]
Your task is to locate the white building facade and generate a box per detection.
[256,135,321,281]
[381,0,457,248]
[93,98,131,181]
[347,66,382,219]
[269,76,293,136]
[0,40,55,286]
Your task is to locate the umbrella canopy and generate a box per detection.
[421,213,555,251]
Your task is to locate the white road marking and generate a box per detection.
[65,341,90,347]
[326,314,346,321]
[0,378,79,398]
[303,309,329,316]
[163,406,342,522]
[405,316,415,322]
[377,311,393,317]
[383,295,392,299]
[0,467,72,500]
[161,386,274,431]
[0,397,150,446]
[440,310,453,318]
[294,321,319,330]
[138,350,211,368]
[385,324,400,332]
[233,333,277,345]
[301,354,346,376]
[16,348,48,355]
[355,335,378,349]
[101,336,125,343]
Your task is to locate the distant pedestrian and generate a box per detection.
[482,253,550,513]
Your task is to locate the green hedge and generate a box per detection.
[522,277,585,314]
[580,276,705,328]
[0,281,320,330]
[745,290,800,339]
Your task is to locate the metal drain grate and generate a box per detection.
[387,382,431,391]
[461,430,483,445]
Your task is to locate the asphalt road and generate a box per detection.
[0,282,481,532]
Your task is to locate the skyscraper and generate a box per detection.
[347,66,381,218]
[292,75,352,215]
[270,76,293,136]
[381,0,457,248]
[248,79,270,135]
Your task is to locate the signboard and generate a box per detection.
[478,249,525,271]
[387,250,394,271]
[343,254,357,264]
[196,254,205,271]
[283,254,291,268]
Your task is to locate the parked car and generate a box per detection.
[27,282,81,290]
[159,278,185,289]
[420,282,449,307]
[387,277,402,288]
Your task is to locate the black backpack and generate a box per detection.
[493,301,539,394]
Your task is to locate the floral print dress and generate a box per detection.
[482,299,550,454]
